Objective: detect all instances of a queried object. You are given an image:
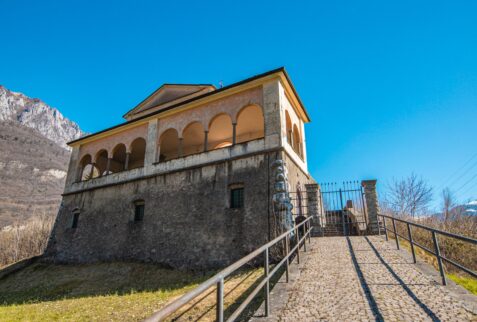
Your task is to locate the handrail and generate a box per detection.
[377,213,477,286]
[144,216,313,322]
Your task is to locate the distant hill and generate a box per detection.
[0,86,83,227]
[464,200,477,216]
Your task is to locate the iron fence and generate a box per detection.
[378,213,477,285]
[319,181,368,236]
[144,216,313,322]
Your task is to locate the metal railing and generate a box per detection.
[144,216,314,322]
[377,213,477,285]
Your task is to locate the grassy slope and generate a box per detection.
[388,236,477,295]
[0,262,262,322]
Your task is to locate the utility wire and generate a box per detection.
[436,151,477,192]
[458,180,477,201]
[454,172,477,195]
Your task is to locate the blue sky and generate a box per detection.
[2,1,476,209]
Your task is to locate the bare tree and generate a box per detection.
[385,173,433,217]
[441,188,456,224]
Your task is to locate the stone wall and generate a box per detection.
[46,149,314,269]
[46,151,282,270]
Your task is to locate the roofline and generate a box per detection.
[122,83,216,119]
[69,67,310,146]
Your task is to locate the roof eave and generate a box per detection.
[68,67,310,146]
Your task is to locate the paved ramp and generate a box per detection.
[253,236,476,322]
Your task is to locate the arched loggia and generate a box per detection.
[208,113,233,150]
[158,129,180,162]
[236,105,264,144]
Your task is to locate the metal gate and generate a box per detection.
[318,181,368,236]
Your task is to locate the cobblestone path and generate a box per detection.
[262,236,476,322]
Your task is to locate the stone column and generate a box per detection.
[204,131,208,152]
[262,80,282,149]
[144,119,158,175]
[105,157,111,175]
[89,162,95,179]
[125,153,130,170]
[362,179,379,234]
[232,123,237,145]
[65,146,80,186]
[178,138,183,157]
[305,183,322,228]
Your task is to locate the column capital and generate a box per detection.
[361,179,377,187]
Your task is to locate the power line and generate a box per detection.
[454,172,477,195]
[436,151,477,192]
[456,178,477,201]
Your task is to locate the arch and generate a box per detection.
[78,154,93,181]
[129,137,146,169]
[208,113,233,150]
[292,124,302,158]
[285,110,292,145]
[159,129,179,162]
[235,105,264,144]
[182,122,205,157]
[111,143,127,173]
[81,163,100,181]
[95,149,109,176]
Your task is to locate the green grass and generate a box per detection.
[448,274,477,295]
[389,236,477,295]
[0,261,262,321]
[0,262,210,321]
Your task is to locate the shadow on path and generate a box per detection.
[364,237,441,322]
[346,237,384,322]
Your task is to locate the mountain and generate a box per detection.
[464,200,477,216]
[0,86,82,149]
[0,86,83,227]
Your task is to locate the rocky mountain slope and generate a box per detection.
[0,86,82,149]
[0,86,83,227]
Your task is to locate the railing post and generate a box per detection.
[407,223,416,264]
[296,227,300,264]
[285,233,290,283]
[216,278,224,322]
[432,231,447,285]
[377,216,381,236]
[392,218,400,250]
[308,220,311,243]
[264,248,270,316]
[383,217,388,241]
[339,188,346,236]
[303,223,307,252]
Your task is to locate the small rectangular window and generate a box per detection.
[230,188,244,209]
[72,212,80,229]
[134,203,145,222]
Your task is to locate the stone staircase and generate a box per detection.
[311,211,347,237]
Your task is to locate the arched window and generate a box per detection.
[111,143,127,173]
[129,138,146,169]
[285,111,292,145]
[78,154,91,181]
[208,113,233,150]
[293,124,302,158]
[236,105,264,144]
[159,129,179,162]
[182,122,205,157]
[95,149,109,176]
[78,154,99,181]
